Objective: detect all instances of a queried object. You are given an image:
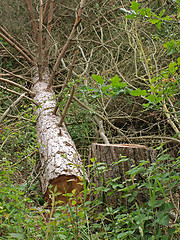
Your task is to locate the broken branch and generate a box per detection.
[47,0,86,88]
[53,50,78,115]
[0,93,25,123]
[73,96,130,142]
[44,0,55,66]
[94,116,110,144]
[38,0,43,81]
[43,0,52,21]
[0,26,34,61]
[58,85,76,127]
[0,77,35,96]
[24,0,38,41]
[0,31,35,65]
[0,85,38,105]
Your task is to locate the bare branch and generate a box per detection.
[24,0,38,41]
[58,85,76,127]
[0,26,34,61]
[47,0,86,88]
[163,103,180,140]
[6,115,36,123]
[94,116,110,144]
[73,96,131,142]
[53,50,78,115]
[0,68,32,83]
[44,0,55,66]
[37,0,43,81]
[0,77,35,96]
[43,0,52,21]
[115,135,180,144]
[0,31,35,65]
[0,93,25,123]
[0,42,27,69]
[0,85,38,106]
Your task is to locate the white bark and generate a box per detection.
[32,69,86,195]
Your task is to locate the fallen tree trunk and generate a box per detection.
[33,69,87,206]
[89,143,156,205]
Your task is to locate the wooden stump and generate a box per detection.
[89,143,156,206]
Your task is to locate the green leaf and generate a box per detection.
[126,14,137,19]
[146,94,156,103]
[156,21,162,29]
[149,19,159,24]
[56,234,67,240]
[102,85,110,93]
[139,8,146,16]
[117,231,135,239]
[8,233,25,239]
[92,74,104,85]
[111,75,122,88]
[145,8,152,17]
[155,96,163,103]
[129,88,147,96]
[156,213,170,226]
[131,1,139,13]
[169,62,177,74]
[148,199,164,208]
[90,157,96,163]
[173,131,180,138]
[177,57,180,66]
[71,200,77,205]
[128,196,135,203]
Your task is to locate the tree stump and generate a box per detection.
[89,143,156,206]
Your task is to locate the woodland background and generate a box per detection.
[0,0,180,239]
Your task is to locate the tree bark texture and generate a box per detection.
[89,143,156,205]
[32,69,87,205]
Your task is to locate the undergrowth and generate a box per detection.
[0,151,179,239]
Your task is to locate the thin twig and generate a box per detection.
[0,85,38,105]
[53,50,78,115]
[73,96,130,142]
[163,103,180,140]
[0,93,25,123]
[58,85,75,127]
[24,0,38,41]
[47,0,86,88]
[1,68,32,83]
[52,84,63,89]
[38,0,43,81]
[0,42,27,69]
[0,26,34,61]
[43,0,52,21]
[0,77,34,96]
[7,115,36,123]
[114,135,180,144]
[0,32,34,65]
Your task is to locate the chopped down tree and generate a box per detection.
[0,0,88,205]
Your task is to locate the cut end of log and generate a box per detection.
[44,175,85,206]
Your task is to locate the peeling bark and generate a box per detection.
[32,69,87,205]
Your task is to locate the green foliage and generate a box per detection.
[0,153,179,239]
[164,39,180,56]
[90,55,180,114]
[126,1,173,30]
